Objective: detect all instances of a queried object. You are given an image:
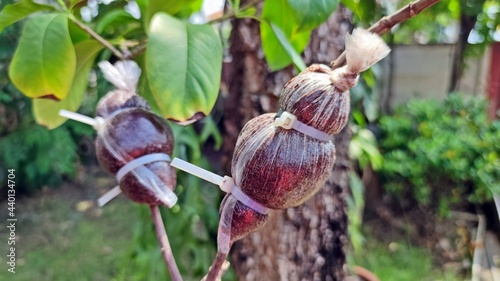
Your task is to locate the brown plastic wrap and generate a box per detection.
[231,113,336,210]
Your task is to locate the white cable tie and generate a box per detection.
[170,157,268,214]
[59,110,106,131]
[97,185,122,207]
[273,111,332,142]
[230,184,268,215]
[170,157,224,186]
[116,153,171,182]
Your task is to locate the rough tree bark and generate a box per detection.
[221,6,353,281]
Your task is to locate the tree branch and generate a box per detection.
[150,205,183,281]
[330,0,441,69]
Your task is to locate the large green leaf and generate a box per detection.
[288,0,339,31]
[143,0,203,31]
[33,40,104,129]
[269,22,306,71]
[145,12,222,122]
[9,13,76,100]
[0,0,56,32]
[261,0,310,71]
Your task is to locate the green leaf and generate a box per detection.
[236,7,257,18]
[288,0,339,31]
[340,0,376,23]
[269,22,306,71]
[95,9,138,34]
[261,0,310,71]
[9,13,76,100]
[33,40,104,129]
[69,0,87,10]
[145,13,222,122]
[0,0,56,32]
[68,19,90,44]
[144,0,203,31]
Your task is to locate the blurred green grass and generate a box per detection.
[352,237,464,281]
[0,186,137,281]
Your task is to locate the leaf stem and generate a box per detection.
[68,16,125,60]
[330,0,441,69]
[150,205,183,281]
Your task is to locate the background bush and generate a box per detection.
[379,95,500,215]
[0,23,98,194]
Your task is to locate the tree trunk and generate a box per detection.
[448,1,485,93]
[222,6,353,281]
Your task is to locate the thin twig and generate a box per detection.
[68,16,125,60]
[150,205,183,281]
[330,0,441,69]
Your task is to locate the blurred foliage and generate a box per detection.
[379,95,500,216]
[352,236,462,281]
[344,0,499,58]
[346,172,366,253]
[0,20,96,193]
[467,0,500,56]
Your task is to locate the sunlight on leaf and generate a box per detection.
[9,13,76,100]
[33,40,104,129]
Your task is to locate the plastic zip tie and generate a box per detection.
[116,153,171,182]
[59,110,106,131]
[97,186,122,207]
[170,157,268,214]
[230,185,268,215]
[273,111,332,142]
[170,158,224,186]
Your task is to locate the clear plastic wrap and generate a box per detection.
[217,194,269,253]
[232,113,336,210]
[94,61,177,207]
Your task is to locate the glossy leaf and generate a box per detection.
[33,41,103,129]
[144,0,203,31]
[145,12,222,122]
[68,19,90,44]
[288,0,339,31]
[340,0,376,24]
[269,22,306,71]
[261,0,310,70]
[0,0,56,32]
[9,13,76,100]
